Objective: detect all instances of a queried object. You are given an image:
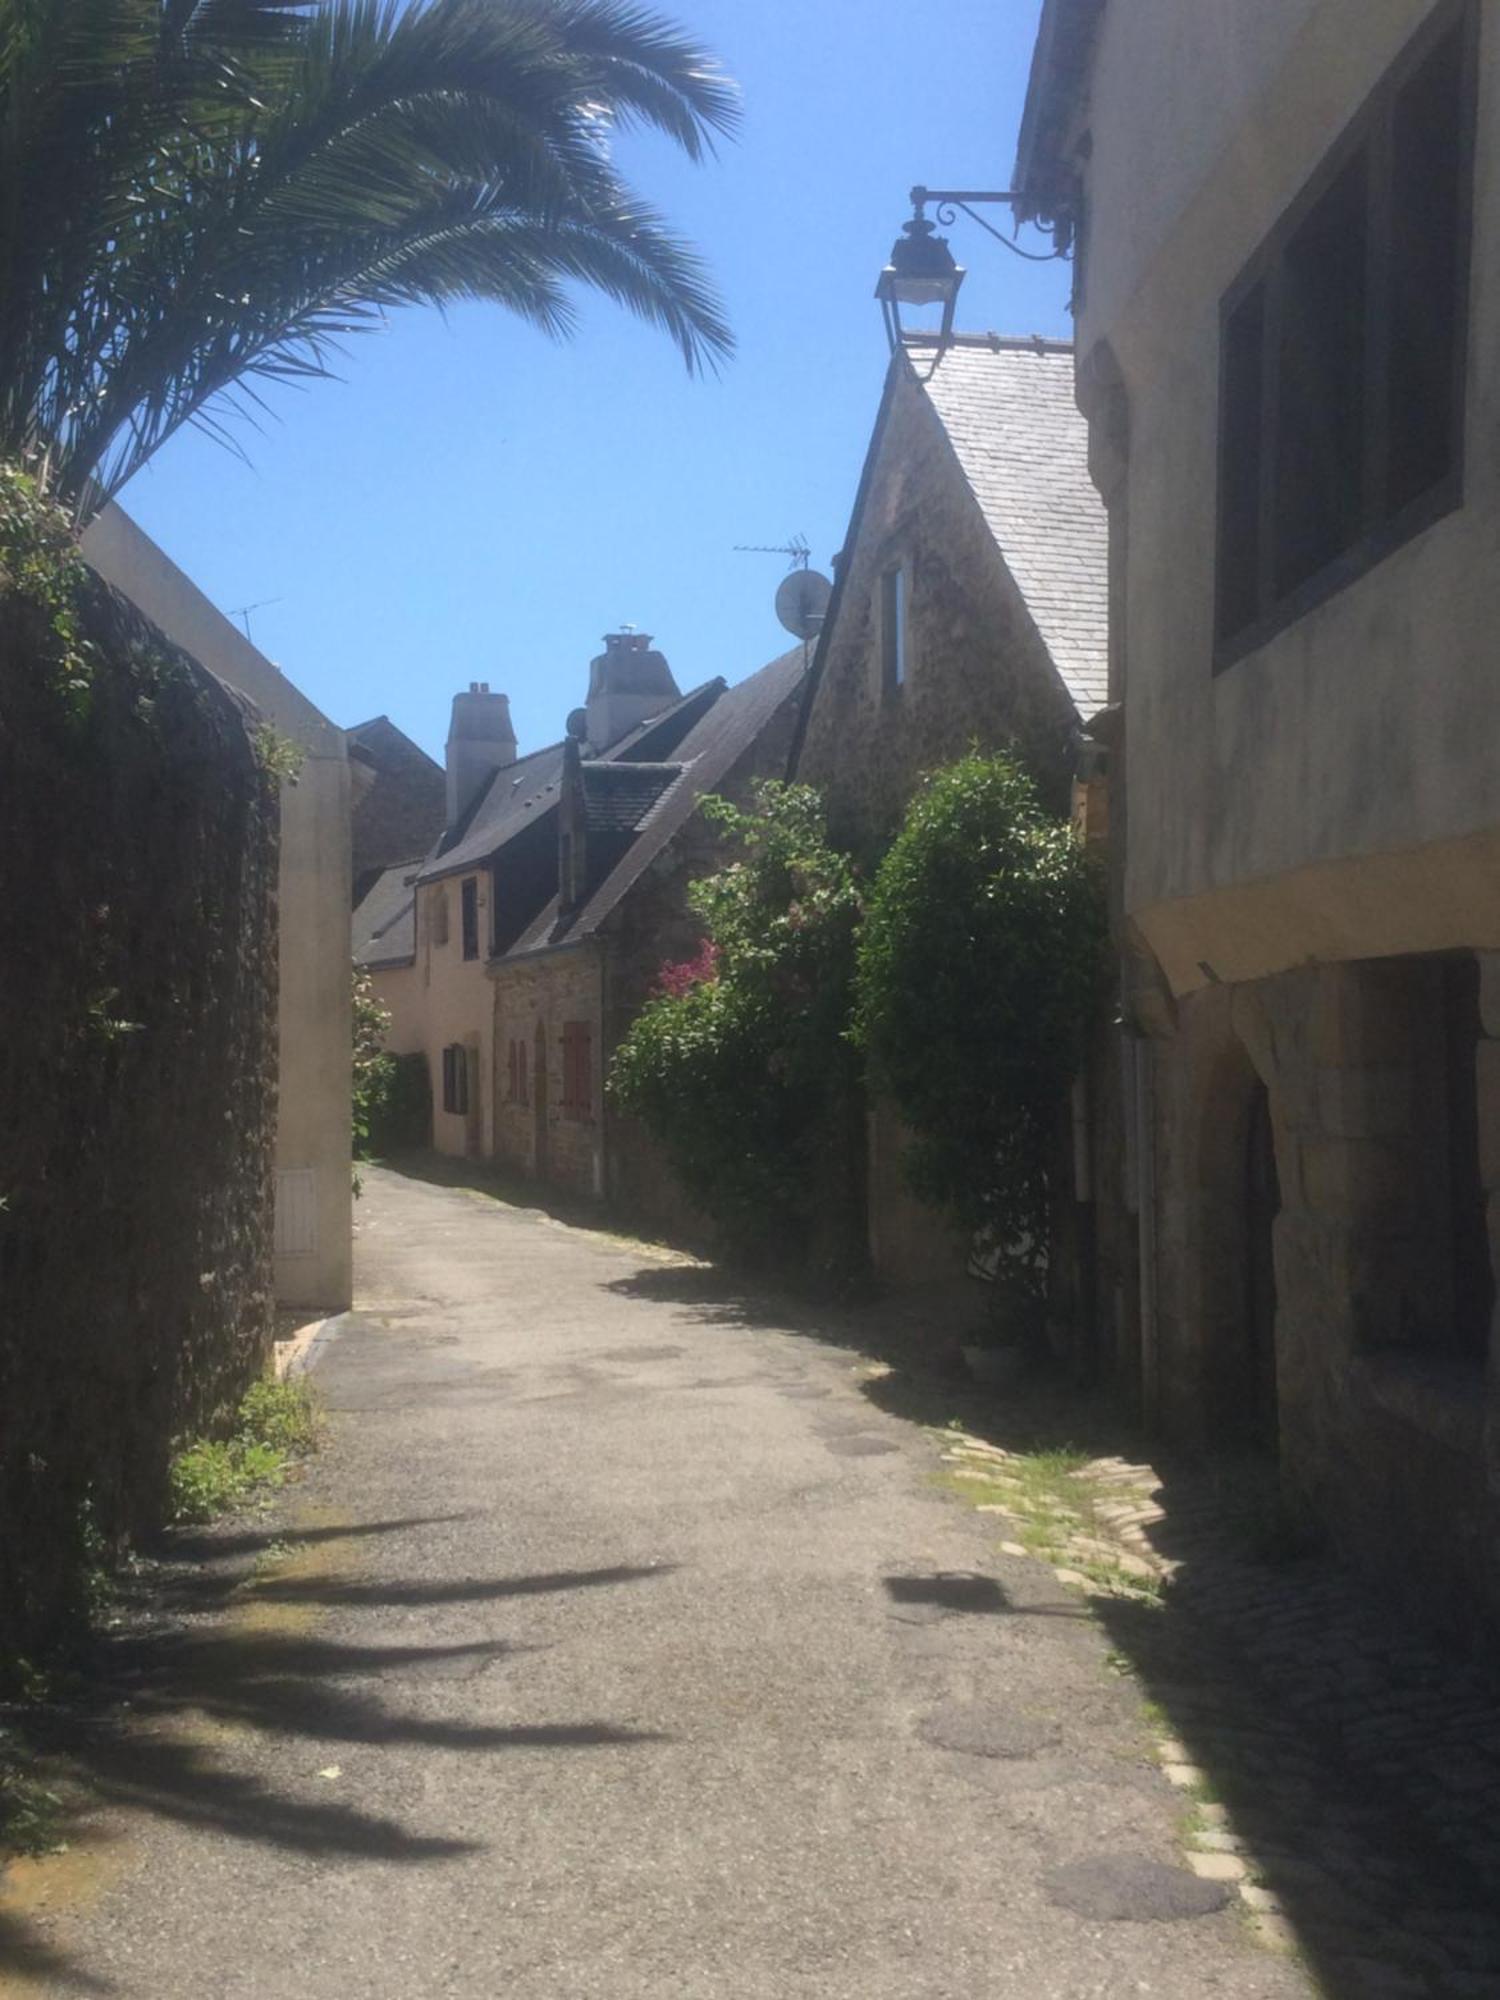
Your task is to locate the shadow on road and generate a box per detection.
[2,1527,677,1985]
[602,1246,1500,1998]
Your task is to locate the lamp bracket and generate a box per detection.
[909,186,1065,265]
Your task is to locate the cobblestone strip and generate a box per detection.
[933,1425,1500,1998]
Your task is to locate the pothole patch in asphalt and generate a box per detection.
[917,1701,1058,1760]
[826,1435,901,1457]
[778,1384,832,1400]
[1045,1856,1232,1922]
[596,1344,685,1363]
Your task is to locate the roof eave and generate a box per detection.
[1012,0,1105,228]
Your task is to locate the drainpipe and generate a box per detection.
[1132,1031,1161,1432]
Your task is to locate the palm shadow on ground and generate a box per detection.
[2,1519,676,1987]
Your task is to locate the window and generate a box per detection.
[1215,1,1476,660]
[561,1021,592,1118]
[507,1038,529,1106]
[461,877,479,960]
[428,887,449,948]
[441,1043,469,1117]
[881,565,907,694]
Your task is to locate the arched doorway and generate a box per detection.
[532,1021,548,1179]
[1197,1044,1281,1455]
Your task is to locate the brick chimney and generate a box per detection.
[584,631,679,752]
[445,682,516,830]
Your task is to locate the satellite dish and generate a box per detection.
[775,568,832,641]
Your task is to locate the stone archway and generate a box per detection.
[1195,1035,1282,1454]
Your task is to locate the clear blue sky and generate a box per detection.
[118,0,1072,761]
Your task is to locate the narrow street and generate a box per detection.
[5,1166,1308,1998]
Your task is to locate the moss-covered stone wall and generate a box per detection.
[0,539,278,1655]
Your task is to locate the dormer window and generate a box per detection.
[881,565,908,696]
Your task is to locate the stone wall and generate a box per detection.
[795,367,1079,860]
[1149,955,1500,1645]
[795,366,1085,1295]
[0,580,278,1653]
[492,946,604,1196]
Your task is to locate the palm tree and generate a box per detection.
[0,0,736,512]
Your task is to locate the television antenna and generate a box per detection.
[229,596,283,644]
[734,532,811,571]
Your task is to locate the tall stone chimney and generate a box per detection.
[445,682,517,829]
[584,631,680,752]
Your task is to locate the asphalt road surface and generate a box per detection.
[1,1165,1310,1998]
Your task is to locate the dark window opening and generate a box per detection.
[1442,956,1492,1360]
[460,877,479,960]
[1216,0,1475,658]
[442,1043,470,1117]
[1273,151,1368,598]
[880,566,907,695]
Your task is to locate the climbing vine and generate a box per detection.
[0,462,96,715]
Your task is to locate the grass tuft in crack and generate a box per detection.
[168,1377,322,1525]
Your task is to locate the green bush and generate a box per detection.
[855,752,1106,1320]
[363,1051,431,1156]
[610,783,861,1262]
[352,962,430,1159]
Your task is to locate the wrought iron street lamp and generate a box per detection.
[875,186,1068,352]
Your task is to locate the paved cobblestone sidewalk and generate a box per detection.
[915,1393,1500,1999]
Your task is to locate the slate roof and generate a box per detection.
[914,336,1109,716]
[352,859,422,969]
[418,740,566,884]
[581,761,683,834]
[418,675,731,886]
[508,643,810,957]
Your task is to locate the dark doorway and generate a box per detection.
[1441,955,1492,1358]
[1244,1080,1281,1452]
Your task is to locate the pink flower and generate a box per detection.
[656,937,720,998]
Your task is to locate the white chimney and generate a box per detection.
[585,632,680,752]
[445,682,517,829]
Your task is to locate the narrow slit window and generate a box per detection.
[881,566,907,694]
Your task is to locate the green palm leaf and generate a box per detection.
[0,0,736,509]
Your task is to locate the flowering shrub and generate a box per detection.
[610,784,860,1261]
[854,752,1106,1321]
[655,937,719,998]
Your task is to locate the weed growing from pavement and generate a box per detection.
[0,1727,63,1859]
[168,1377,322,1525]
[934,1430,1165,1607]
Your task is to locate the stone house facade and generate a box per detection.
[83,504,354,1313]
[354,634,807,1232]
[1016,0,1500,1640]
[791,338,1109,1301]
